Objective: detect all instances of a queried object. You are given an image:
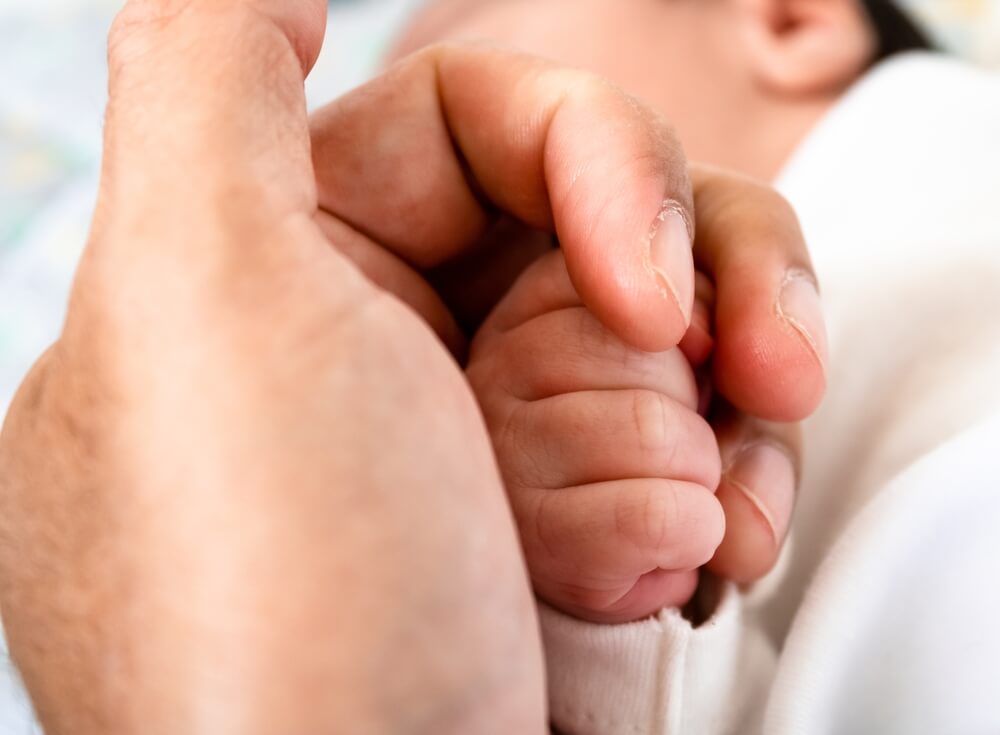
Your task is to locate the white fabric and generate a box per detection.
[543,52,1000,735]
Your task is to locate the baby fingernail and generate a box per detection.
[727,443,797,545]
[648,203,694,326]
[778,270,829,369]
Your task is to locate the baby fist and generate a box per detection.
[468,250,723,624]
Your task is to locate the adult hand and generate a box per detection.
[0,1,729,733]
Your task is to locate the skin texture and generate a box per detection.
[0,0,828,730]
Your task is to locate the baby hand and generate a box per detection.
[468,167,829,624]
[467,249,723,623]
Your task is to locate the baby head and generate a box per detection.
[391,0,931,180]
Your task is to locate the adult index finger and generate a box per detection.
[310,44,698,352]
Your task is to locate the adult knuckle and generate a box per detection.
[553,66,611,102]
[110,2,294,85]
[743,182,801,235]
[106,14,151,77]
[108,0,188,65]
[756,186,800,230]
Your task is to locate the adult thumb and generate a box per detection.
[99,0,328,224]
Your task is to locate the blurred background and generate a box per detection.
[0,0,999,730]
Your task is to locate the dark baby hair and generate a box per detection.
[864,0,935,60]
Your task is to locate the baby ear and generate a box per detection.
[733,0,877,95]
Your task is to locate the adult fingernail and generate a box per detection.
[648,202,694,326]
[778,270,828,370]
[725,443,796,545]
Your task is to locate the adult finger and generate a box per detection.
[310,44,697,352]
[691,167,828,421]
[705,406,802,583]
